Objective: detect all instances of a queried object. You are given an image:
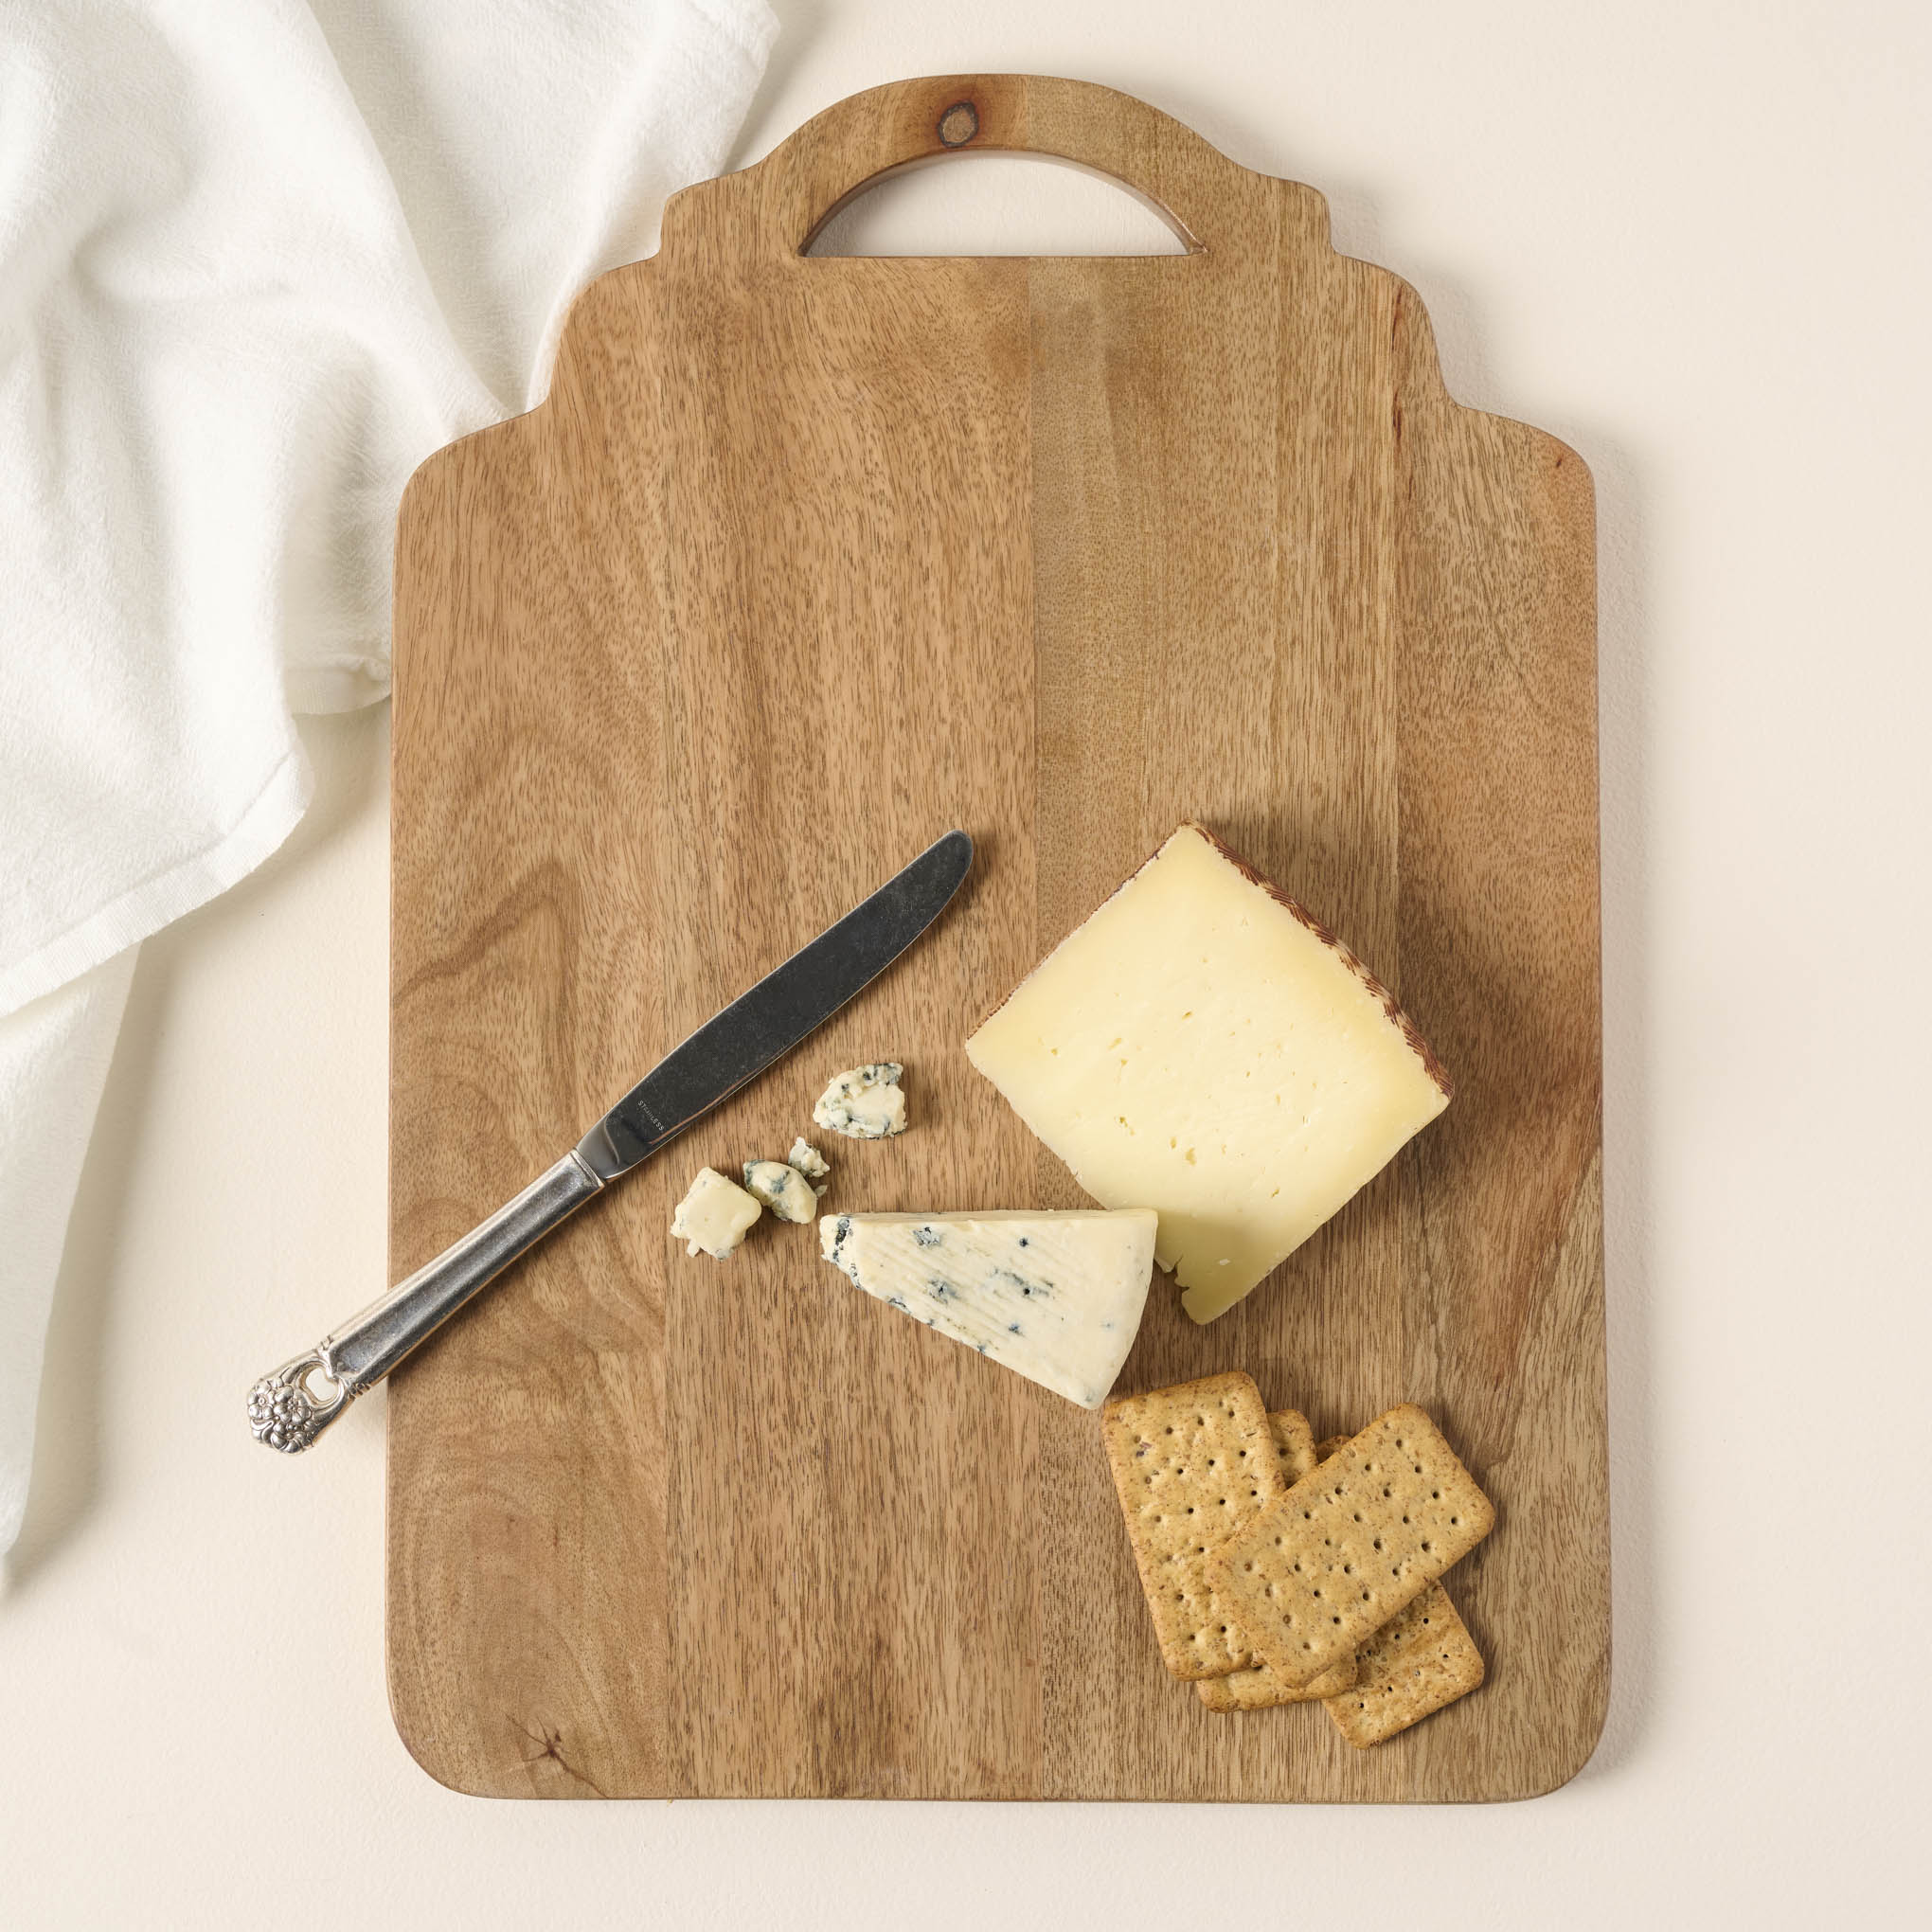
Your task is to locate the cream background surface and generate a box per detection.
[4,3,1927,1924]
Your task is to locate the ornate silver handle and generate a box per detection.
[246,1151,604,1452]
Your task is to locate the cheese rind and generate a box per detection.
[813,1063,907,1139]
[818,1209,1157,1408]
[670,1167,762,1259]
[964,824,1449,1323]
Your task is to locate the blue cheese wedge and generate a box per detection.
[965,824,1451,1323]
[787,1137,832,1191]
[813,1063,907,1139]
[743,1159,818,1224]
[671,1167,761,1258]
[818,1208,1157,1408]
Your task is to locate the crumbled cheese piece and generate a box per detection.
[670,1167,761,1259]
[743,1159,818,1224]
[787,1136,832,1187]
[812,1063,907,1139]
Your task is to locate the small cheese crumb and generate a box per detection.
[788,1136,831,1184]
[743,1159,818,1224]
[670,1167,761,1259]
[813,1063,908,1139]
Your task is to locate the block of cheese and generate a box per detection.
[818,1209,1156,1408]
[964,824,1450,1323]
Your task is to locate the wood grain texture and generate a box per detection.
[385,74,1605,1802]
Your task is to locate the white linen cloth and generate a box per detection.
[0,0,776,1550]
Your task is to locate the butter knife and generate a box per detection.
[247,831,974,1452]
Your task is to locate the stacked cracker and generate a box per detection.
[1100,1372,1491,1747]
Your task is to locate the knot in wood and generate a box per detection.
[937,101,979,148]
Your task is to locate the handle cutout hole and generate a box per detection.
[806,153,1193,259]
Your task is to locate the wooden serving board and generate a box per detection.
[386,75,1605,1802]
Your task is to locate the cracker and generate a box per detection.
[1196,1649,1357,1711]
[1197,1417,1340,1709]
[1202,1422,1472,1714]
[1101,1372,1287,1679]
[1268,1409,1318,1487]
[1205,1404,1494,1688]
[1324,1580,1484,1746]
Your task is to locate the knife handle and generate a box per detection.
[246,1151,604,1453]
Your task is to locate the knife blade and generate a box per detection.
[577,829,973,1178]
[246,830,974,1452]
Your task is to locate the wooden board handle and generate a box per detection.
[749,74,1259,257]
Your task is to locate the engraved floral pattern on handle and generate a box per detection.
[246,1352,348,1454]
